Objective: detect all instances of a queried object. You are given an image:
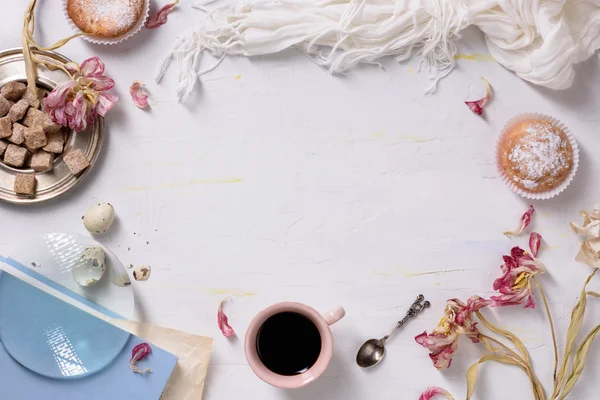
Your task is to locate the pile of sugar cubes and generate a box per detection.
[0,81,90,196]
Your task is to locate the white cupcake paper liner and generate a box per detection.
[63,0,150,45]
[496,112,579,200]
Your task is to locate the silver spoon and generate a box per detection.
[356,294,430,368]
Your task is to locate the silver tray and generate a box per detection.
[0,48,103,204]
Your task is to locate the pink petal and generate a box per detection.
[217,298,235,337]
[43,80,78,109]
[504,205,535,236]
[129,81,150,109]
[465,78,492,116]
[64,62,80,76]
[145,1,178,29]
[95,93,119,117]
[419,386,455,400]
[130,343,153,374]
[529,232,542,257]
[80,75,115,92]
[80,57,105,78]
[524,294,537,309]
[429,346,455,370]
[70,91,89,132]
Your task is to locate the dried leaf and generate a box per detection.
[465,78,492,116]
[146,1,179,29]
[587,291,600,298]
[504,205,534,236]
[553,268,598,398]
[217,297,235,337]
[466,354,519,400]
[476,311,530,364]
[419,386,454,400]
[129,81,149,109]
[558,324,600,399]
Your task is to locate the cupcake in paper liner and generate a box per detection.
[63,0,150,45]
[496,113,579,200]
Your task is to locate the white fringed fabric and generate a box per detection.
[156,0,600,102]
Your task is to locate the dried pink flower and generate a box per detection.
[491,233,545,308]
[218,298,235,337]
[419,386,455,400]
[465,77,492,116]
[504,205,534,236]
[415,296,491,369]
[43,57,118,132]
[146,0,179,29]
[130,343,153,374]
[130,81,149,109]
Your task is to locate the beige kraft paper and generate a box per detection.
[111,319,213,400]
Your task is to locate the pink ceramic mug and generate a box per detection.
[245,302,345,388]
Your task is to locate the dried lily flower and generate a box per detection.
[146,0,179,29]
[419,387,454,400]
[130,343,153,374]
[465,78,492,116]
[217,297,235,337]
[571,203,600,268]
[491,233,545,308]
[415,296,490,369]
[43,57,118,132]
[504,205,534,236]
[130,81,149,109]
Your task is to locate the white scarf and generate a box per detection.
[157,0,600,102]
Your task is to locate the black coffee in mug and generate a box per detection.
[256,311,322,376]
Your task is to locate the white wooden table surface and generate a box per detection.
[2,1,600,399]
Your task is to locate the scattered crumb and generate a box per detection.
[146,241,149,245]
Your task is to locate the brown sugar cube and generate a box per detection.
[42,113,62,134]
[0,140,8,157]
[1,81,27,101]
[4,144,28,167]
[22,107,45,128]
[14,174,36,195]
[0,96,13,118]
[8,99,29,122]
[22,87,47,109]
[30,150,54,172]
[24,125,47,150]
[42,130,65,153]
[9,123,26,145]
[63,149,90,175]
[0,116,11,139]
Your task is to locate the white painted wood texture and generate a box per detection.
[2,2,600,399]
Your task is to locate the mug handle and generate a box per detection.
[322,306,345,326]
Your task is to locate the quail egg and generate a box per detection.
[73,246,106,286]
[133,265,151,281]
[83,203,115,234]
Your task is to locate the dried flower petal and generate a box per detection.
[43,57,118,132]
[491,241,545,308]
[419,386,455,400]
[217,297,235,337]
[80,57,105,78]
[416,296,490,369]
[529,232,542,257]
[465,77,492,115]
[130,343,153,374]
[504,205,534,236]
[146,1,179,29]
[130,81,149,109]
[571,203,600,268]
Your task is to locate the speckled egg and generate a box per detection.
[133,265,151,281]
[73,246,106,287]
[83,203,115,234]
